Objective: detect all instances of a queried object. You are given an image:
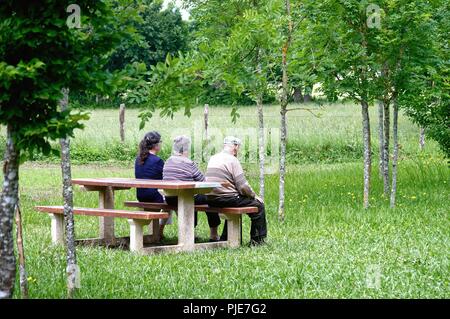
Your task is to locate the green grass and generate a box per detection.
[1,102,448,298]
[9,157,449,298]
[0,102,443,164]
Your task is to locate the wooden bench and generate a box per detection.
[124,201,258,248]
[35,206,169,252]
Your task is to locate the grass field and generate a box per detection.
[1,103,448,298]
[10,159,449,298]
[1,102,443,164]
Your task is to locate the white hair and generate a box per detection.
[172,135,191,155]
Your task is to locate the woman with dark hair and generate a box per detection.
[135,131,164,203]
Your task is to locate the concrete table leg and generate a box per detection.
[176,190,196,252]
[128,219,151,252]
[98,186,115,241]
[50,213,64,245]
[225,214,241,248]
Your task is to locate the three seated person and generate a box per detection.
[134,131,267,246]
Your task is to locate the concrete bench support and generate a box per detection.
[224,214,242,248]
[128,219,152,252]
[99,186,115,241]
[50,213,64,245]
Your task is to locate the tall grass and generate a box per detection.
[1,102,442,164]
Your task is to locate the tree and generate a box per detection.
[59,88,78,298]
[278,0,293,222]
[277,0,321,221]
[399,0,449,158]
[307,0,448,209]
[309,1,380,209]
[106,0,189,72]
[373,0,449,206]
[190,0,283,201]
[140,0,283,201]
[0,0,136,298]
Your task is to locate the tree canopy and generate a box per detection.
[0,0,140,158]
[106,0,190,72]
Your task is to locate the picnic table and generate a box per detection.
[36,177,258,254]
[70,177,225,253]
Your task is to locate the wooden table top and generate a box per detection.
[71,178,224,190]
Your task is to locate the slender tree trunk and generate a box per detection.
[279,106,287,222]
[390,100,399,208]
[382,101,390,195]
[278,0,292,222]
[119,103,125,143]
[15,202,28,298]
[361,101,372,209]
[377,101,384,176]
[255,46,265,201]
[203,104,209,162]
[257,93,265,201]
[0,124,19,299]
[419,127,425,151]
[59,88,78,298]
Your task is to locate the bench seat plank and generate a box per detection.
[123,201,258,214]
[35,206,169,220]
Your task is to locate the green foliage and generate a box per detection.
[195,0,283,101]
[298,0,449,156]
[394,0,450,157]
[29,140,163,164]
[135,0,285,126]
[137,51,209,128]
[106,0,189,71]
[0,0,139,159]
[304,1,381,104]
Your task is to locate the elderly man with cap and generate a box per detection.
[162,135,221,242]
[205,136,267,245]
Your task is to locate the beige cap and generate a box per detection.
[224,136,241,145]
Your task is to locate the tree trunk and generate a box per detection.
[390,100,399,208]
[279,106,287,222]
[119,103,125,143]
[377,101,384,177]
[203,104,209,161]
[255,46,265,201]
[257,94,265,201]
[15,202,28,298]
[382,101,390,195]
[361,101,372,209]
[0,124,19,299]
[419,127,425,151]
[278,0,292,222]
[59,88,78,298]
